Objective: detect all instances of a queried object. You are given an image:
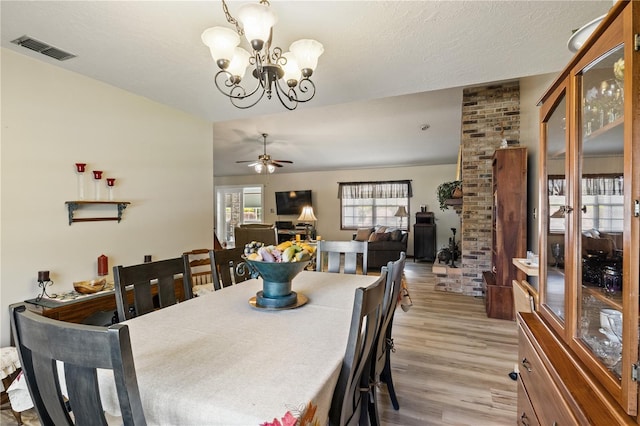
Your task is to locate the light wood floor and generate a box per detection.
[376,261,518,425]
[1,261,518,426]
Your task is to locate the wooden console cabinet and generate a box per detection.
[483,147,527,320]
[24,279,186,324]
[522,1,639,422]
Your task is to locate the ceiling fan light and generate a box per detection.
[237,3,278,50]
[201,27,240,64]
[227,47,251,81]
[254,163,264,173]
[267,163,276,173]
[289,39,324,72]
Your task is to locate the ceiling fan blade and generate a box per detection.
[236,160,254,163]
[272,160,293,164]
[247,162,260,167]
[271,162,284,167]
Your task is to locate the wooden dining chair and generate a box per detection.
[210,247,250,290]
[9,304,146,425]
[329,271,386,426]
[183,249,215,296]
[368,252,406,426]
[114,257,191,321]
[316,240,368,275]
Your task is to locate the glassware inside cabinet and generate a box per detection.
[577,44,625,379]
[544,93,568,323]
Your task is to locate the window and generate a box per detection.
[215,185,263,246]
[339,180,412,230]
[548,174,623,233]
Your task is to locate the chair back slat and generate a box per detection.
[114,257,189,321]
[183,249,215,294]
[211,247,250,289]
[316,240,368,275]
[367,253,406,424]
[10,305,146,425]
[329,271,386,426]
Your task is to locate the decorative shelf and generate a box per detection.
[65,201,130,225]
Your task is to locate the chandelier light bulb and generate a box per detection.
[226,47,251,82]
[289,39,324,74]
[237,3,277,51]
[281,52,300,86]
[267,163,276,173]
[201,27,240,67]
[254,163,264,174]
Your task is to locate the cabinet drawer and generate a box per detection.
[519,328,577,425]
[517,378,539,426]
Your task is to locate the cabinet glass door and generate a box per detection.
[577,45,625,380]
[542,92,568,326]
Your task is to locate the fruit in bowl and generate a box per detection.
[244,240,315,263]
[73,278,107,294]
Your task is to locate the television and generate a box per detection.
[275,190,312,215]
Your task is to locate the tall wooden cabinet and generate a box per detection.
[483,147,527,320]
[414,212,436,262]
[519,1,639,423]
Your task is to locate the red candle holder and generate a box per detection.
[106,178,116,200]
[75,163,87,200]
[92,171,103,200]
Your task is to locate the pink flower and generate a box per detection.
[261,411,298,426]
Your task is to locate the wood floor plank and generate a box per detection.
[377,261,518,426]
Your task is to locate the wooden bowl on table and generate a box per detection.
[73,278,107,294]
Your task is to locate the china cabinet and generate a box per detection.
[519,1,639,423]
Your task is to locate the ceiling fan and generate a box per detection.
[236,133,293,173]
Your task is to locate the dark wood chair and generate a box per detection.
[211,247,250,290]
[316,240,368,275]
[114,257,191,321]
[368,252,406,425]
[329,271,386,426]
[183,249,215,296]
[9,304,146,425]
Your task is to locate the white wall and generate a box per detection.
[214,164,462,256]
[0,49,214,346]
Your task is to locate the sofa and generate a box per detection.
[353,226,408,271]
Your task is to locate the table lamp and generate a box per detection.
[394,205,408,228]
[298,206,317,240]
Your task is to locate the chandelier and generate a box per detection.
[201,0,324,110]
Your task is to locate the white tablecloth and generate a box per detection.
[99,271,377,426]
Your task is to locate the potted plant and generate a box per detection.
[437,180,462,211]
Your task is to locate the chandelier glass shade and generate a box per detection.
[201,0,324,110]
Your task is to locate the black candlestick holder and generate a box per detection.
[36,279,54,302]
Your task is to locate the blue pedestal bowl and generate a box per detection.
[241,258,309,308]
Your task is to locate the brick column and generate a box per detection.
[459,82,520,296]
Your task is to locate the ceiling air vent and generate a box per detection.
[11,35,76,61]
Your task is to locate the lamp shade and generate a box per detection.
[289,39,324,71]
[394,206,408,218]
[237,3,277,46]
[201,27,240,62]
[281,52,300,83]
[226,47,251,80]
[298,206,317,221]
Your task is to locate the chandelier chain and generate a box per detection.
[221,0,243,36]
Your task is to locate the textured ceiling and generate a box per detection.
[1,1,613,176]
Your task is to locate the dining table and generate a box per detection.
[97,270,379,426]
